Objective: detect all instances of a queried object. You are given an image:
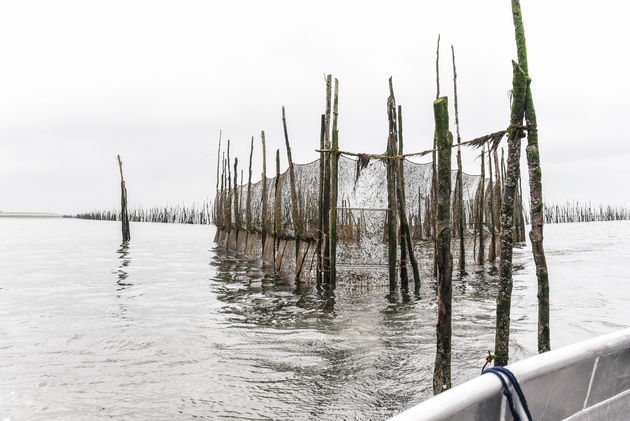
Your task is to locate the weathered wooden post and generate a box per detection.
[246,137,254,235]
[214,130,222,225]
[396,104,420,289]
[233,157,240,242]
[451,45,466,271]
[495,60,528,367]
[432,96,453,395]
[225,140,232,235]
[322,75,332,283]
[261,131,268,256]
[316,114,325,284]
[386,77,398,291]
[117,155,131,242]
[282,106,301,267]
[273,149,281,272]
[477,146,485,264]
[511,0,551,354]
[488,146,497,262]
[431,34,441,277]
[329,78,339,284]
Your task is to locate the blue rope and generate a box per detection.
[483,367,533,421]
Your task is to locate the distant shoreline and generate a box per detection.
[0,212,65,218]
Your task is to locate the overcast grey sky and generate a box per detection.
[1,0,629,214]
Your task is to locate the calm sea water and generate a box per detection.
[1,218,629,420]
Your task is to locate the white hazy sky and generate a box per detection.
[1,0,629,214]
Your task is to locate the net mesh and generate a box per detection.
[217,155,482,267]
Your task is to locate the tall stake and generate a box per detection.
[215,130,222,193]
[246,136,254,233]
[273,149,281,271]
[225,140,232,233]
[432,97,453,394]
[329,79,339,284]
[495,61,528,366]
[431,34,441,277]
[451,45,466,271]
[477,147,485,264]
[233,158,240,235]
[261,131,268,256]
[316,114,325,284]
[117,155,130,242]
[512,0,550,353]
[386,77,399,291]
[488,147,497,262]
[397,104,421,289]
[282,106,301,267]
[322,75,332,283]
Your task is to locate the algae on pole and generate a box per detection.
[494,61,528,367]
[511,0,551,354]
[432,96,453,394]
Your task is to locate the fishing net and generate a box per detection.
[218,155,482,267]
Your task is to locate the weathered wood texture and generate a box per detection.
[495,61,528,367]
[117,155,131,242]
[432,97,453,395]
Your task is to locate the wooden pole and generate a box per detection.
[316,114,325,284]
[397,104,421,290]
[495,60,528,367]
[273,149,281,272]
[261,131,268,256]
[233,158,240,237]
[322,75,332,283]
[488,146,497,262]
[282,106,302,270]
[215,130,222,225]
[246,136,254,234]
[225,140,232,234]
[510,0,551,352]
[431,34,441,277]
[386,77,399,291]
[477,147,485,264]
[329,78,339,284]
[117,155,131,242]
[451,45,466,271]
[493,149,502,258]
[432,97,453,395]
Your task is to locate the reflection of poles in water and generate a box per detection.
[117,155,130,242]
[116,242,132,289]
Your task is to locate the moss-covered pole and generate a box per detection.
[495,61,528,367]
[397,104,421,290]
[329,78,339,284]
[322,75,332,283]
[215,130,222,193]
[451,45,466,271]
[225,140,232,234]
[282,106,301,265]
[432,96,453,395]
[511,0,550,353]
[233,158,240,236]
[431,34,441,277]
[261,131,268,256]
[488,146,497,262]
[214,133,222,226]
[117,155,131,242]
[273,149,281,272]
[477,147,485,264]
[316,114,325,284]
[386,77,399,291]
[246,136,254,234]
[493,149,502,258]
